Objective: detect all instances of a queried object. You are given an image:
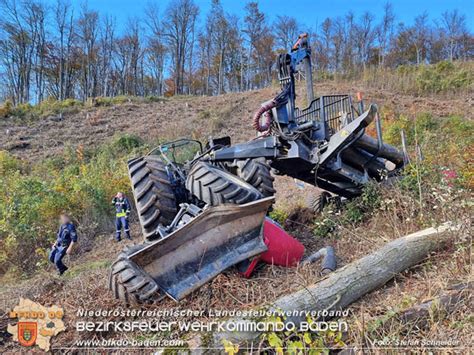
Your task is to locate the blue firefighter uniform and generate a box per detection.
[49,222,78,274]
[112,197,132,240]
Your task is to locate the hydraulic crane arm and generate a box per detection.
[278,33,314,104]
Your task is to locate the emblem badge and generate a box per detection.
[18,322,37,347]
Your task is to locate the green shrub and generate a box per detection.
[0,137,136,276]
[359,182,382,210]
[94,97,114,106]
[61,98,82,107]
[112,134,144,153]
[0,100,13,118]
[145,95,166,103]
[384,113,438,146]
[35,97,82,117]
[396,64,417,75]
[312,183,381,238]
[442,115,473,138]
[11,102,34,118]
[415,61,472,94]
[397,162,437,196]
[342,183,381,224]
[269,208,288,225]
[343,202,364,224]
[0,150,24,174]
[5,97,83,119]
[112,95,131,105]
[354,61,473,95]
[385,112,472,188]
[313,217,337,238]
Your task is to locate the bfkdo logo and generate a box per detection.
[7,298,66,351]
[18,322,37,347]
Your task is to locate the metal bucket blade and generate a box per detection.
[128,197,274,301]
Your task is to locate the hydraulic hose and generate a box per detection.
[301,246,337,275]
[252,84,291,133]
[252,99,276,132]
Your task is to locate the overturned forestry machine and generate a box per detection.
[109,34,406,305]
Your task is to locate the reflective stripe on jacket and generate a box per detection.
[112,197,131,217]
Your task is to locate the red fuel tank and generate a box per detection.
[239,218,305,278]
[260,218,305,266]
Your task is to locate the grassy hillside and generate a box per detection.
[326,60,473,96]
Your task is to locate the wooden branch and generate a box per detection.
[383,282,472,331]
[207,222,460,348]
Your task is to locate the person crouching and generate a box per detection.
[49,213,77,275]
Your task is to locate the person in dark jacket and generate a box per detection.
[49,213,77,275]
[112,192,132,241]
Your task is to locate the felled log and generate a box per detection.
[382,282,472,331]
[209,222,460,347]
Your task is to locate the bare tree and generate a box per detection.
[54,0,75,100]
[27,1,46,102]
[99,15,115,97]
[145,3,166,96]
[441,10,467,61]
[200,1,216,95]
[376,2,395,66]
[0,0,45,103]
[243,2,275,88]
[342,11,356,71]
[77,5,99,100]
[332,18,346,71]
[274,15,300,51]
[355,12,375,69]
[113,19,144,97]
[319,18,332,71]
[413,12,429,64]
[162,0,199,95]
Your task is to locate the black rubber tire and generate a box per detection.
[109,244,161,306]
[235,158,276,197]
[128,155,178,240]
[307,191,330,214]
[186,161,263,205]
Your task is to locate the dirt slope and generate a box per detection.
[0,88,271,160]
[2,82,471,161]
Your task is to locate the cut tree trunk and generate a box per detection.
[208,222,460,347]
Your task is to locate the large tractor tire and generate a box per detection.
[235,158,276,197]
[109,244,161,306]
[128,155,178,240]
[186,161,263,205]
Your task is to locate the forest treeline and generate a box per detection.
[0,0,472,105]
